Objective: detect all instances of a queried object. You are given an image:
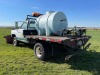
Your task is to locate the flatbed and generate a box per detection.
[14,35,91,50]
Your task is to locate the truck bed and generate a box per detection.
[25,35,70,41]
[25,35,91,46]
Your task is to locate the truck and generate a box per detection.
[6,11,91,60]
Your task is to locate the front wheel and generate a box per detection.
[34,43,49,60]
[13,38,19,46]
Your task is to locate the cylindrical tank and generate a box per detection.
[36,11,68,36]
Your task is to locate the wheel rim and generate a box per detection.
[13,39,17,46]
[36,46,42,58]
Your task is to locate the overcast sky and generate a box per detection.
[0,0,100,27]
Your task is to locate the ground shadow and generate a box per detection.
[16,43,34,49]
[8,43,100,75]
[47,50,100,75]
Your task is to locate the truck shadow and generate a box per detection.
[13,43,100,75]
[47,50,100,75]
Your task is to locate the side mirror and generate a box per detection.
[15,22,19,29]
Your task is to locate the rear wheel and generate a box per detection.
[13,38,19,46]
[34,43,50,60]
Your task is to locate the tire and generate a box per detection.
[13,38,20,46]
[34,43,49,60]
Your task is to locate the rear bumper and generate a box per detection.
[61,36,91,49]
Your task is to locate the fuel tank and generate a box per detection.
[36,11,68,36]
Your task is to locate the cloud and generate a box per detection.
[32,6,40,10]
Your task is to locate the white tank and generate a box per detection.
[36,11,68,36]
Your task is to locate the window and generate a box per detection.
[28,21,36,30]
[20,22,27,29]
[29,21,35,27]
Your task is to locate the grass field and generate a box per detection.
[0,28,100,75]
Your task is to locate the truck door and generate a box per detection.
[16,22,28,38]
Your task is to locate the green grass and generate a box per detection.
[0,28,100,75]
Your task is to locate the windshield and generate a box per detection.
[20,22,27,29]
